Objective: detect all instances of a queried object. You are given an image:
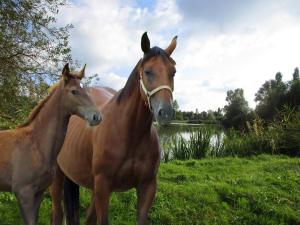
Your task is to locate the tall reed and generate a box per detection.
[160,106,300,162]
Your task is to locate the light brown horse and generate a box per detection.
[50,32,177,225]
[0,64,101,225]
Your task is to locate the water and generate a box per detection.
[156,123,222,141]
[156,123,224,160]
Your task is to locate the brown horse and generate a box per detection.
[0,64,101,225]
[50,32,177,225]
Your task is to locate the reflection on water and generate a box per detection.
[156,123,223,141]
[155,123,224,160]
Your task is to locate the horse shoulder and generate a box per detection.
[133,128,160,180]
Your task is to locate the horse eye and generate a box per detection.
[144,70,152,76]
[169,72,175,80]
[71,90,79,95]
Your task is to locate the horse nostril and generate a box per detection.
[158,108,164,117]
[93,113,99,121]
[158,106,174,120]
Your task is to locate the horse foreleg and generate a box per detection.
[94,174,110,225]
[86,192,97,225]
[50,168,65,225]
[15,186,44,225]
[136,179,157,225]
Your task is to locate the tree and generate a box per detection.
[0,0,72,78]
[172,100,183,120]
[223,88,249,129]
[173,99,179,111]
[275,72,283,83]
[286,68,300,108]
[293,67,299,81]
[0,0,73,127]
[255,72,287,121]
[213,108,223,121]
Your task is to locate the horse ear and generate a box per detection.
[141,32,150,54]
[165,36,177,56]
[78,64,86,79]
[62,63,72,82]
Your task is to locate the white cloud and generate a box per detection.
[174,11,300,111]
[58,0,300,111]
[94,72,127,91]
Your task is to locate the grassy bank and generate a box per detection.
[0,155,299,225]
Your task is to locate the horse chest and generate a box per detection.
[32,166,55,189]
[111,151,158,191]
[12,163,56,192]
[12,143,58,191]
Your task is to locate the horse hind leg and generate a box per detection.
[15,186,44,225]
[63,176,80,225]
[50,168,65,225]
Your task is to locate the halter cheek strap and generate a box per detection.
[139,73,173,111]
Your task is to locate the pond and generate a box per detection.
[155,123,224,161]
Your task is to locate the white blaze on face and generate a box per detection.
[79,82,84,88]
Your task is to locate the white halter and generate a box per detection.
[139,73,173,111]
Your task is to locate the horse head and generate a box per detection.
[139,32,177,125]
[61,63,101,126]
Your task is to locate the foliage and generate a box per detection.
[219,106,300,157]
[286,68,300,109]
[172,135,191,160]
[0,0,73,128]
[0,73,49,129]
[254,69,300,121]
[0,0,72,78]
[274,106,300,156]
[174,109,223,124]
[189,129,212,159]
[159,127,219,161]
[160,105,300,159]
[1,156,299,225]
[223,88,250,130]
[173,99,179,111]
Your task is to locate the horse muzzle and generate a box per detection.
[152,101,174,125]
[87,111,102,126]
[79,107,102,126]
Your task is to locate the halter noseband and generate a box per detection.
[139,73,173,111]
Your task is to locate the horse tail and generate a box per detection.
[63,177,80,225]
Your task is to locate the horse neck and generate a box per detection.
[118,71,153,136]
[29,87,70,164]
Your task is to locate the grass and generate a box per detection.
[0,155,299,224]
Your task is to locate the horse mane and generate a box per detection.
[116,61,140,103]
[18,81,61,128]
[117,46,175,103]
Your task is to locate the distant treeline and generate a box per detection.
[173,109,222,124]
[173,67,300,130]
[222,68,300,130]
[169,67,300,158]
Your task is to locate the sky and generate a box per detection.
[58,0,300,111]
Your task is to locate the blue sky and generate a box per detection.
[59,0,300,111]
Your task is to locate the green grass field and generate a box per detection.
[0,155,299,225]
